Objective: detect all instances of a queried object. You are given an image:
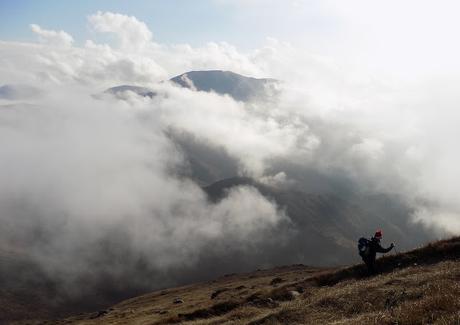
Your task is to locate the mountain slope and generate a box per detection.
[0,84,41,100]
[103,70,278,101]
[43,236,460,325]
[102,85,156,98]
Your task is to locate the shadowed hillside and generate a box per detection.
[31,236,460,325]
[103,85,156,98]
[203,176,434,266]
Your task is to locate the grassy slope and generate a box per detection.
[21,237,460,325]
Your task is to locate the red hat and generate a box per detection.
[375,230,383,239]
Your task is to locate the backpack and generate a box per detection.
[358,237,370,257]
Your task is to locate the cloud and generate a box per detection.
[152,84,319,176]
[0,40,167,87]
[88,11,153,51]
[30,24,74,47]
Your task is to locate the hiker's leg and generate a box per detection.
[368,257,376,274]
[363,258,373,275]
[364,258,375,275]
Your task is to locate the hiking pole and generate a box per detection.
[393,244,402,268]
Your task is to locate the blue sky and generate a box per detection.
[0,0,337,49]
[2,0,460,77]
[0,1,233,45]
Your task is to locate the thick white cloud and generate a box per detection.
[0,41,167,87]
[0,87,288,281]
[153,84,319,176]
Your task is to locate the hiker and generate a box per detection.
[358,230,394,275]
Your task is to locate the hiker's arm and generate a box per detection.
[376,243,394,253]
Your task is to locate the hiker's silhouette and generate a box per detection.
[358,230,394,275]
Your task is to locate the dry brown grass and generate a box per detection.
[255,260,460,325]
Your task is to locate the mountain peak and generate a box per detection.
[170,70,278,101]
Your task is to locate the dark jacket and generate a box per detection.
[366,237,393,260]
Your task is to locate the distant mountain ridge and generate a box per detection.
[0,84,42,100]
[103,85,156,98]
[104,70,278,101]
